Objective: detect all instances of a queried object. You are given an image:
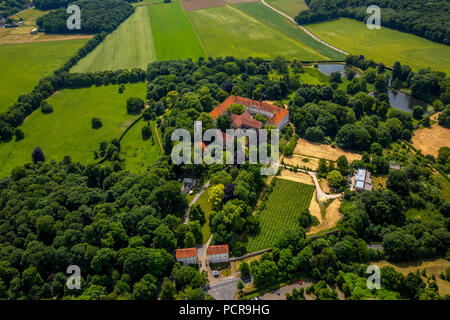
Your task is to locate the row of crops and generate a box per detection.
[247,179,315,252]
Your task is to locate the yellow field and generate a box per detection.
[412,113,450,157]
[294,138,362,162]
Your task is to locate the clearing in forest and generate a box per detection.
[0,83,147,178]
[247,179,315,252]
[306,18,450,75]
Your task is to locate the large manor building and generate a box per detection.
[209,95,290,130]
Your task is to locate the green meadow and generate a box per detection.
[0,83,146,178]
[187,5,328,60]
[234,2,344,60]
[266,0,308,18]
[148,0,206,61]
[71,6,156,72]
[121,119,163,174]
[306,18,450,75]
[0,39,88,112]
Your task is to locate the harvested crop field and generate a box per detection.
[294,138,362,162]
[307,195,342,235]
[377,259,450,296]
[278,169,314,185]
[411,113,450,157]
[182,0,226,11]
[282,154,320,170]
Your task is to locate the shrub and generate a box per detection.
[92,117,103,129]
[41,101,53,114]
[15,128,24,141]
[141,125,152,140]
[127,97,145,115]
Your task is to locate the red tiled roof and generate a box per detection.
[209,95,288,125]
[207,245,229,255]
[176,248,197,259]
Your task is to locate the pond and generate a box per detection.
[370,90,429,114]
[317,64,345,76]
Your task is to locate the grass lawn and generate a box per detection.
[0,39,88,112]
[266,0,308,18]
[72,6,156,72]
[306,18,450,75]
[234,2,343,60]
[247,178,315,252]
[121,119,163,174]
[0,83,147,178]
[188,5,328,60]
[148,0,206,61]
[194,187,214,244]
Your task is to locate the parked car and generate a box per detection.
[275,289,280,296]
[213,270,219,278]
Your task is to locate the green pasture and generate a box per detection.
[187,5,328,60]
[267,0,308,18]
[0,83,146,178]
[234,2,343,60]
[71,6,156,72]
[0,39,88,112]
[121,119,163,174]
[306,18,450,75]
[148,0,206,61]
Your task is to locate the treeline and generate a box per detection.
[0,0,29,17]
[36,0,135,34]
[34,0,140,10]
[296,0,450,45]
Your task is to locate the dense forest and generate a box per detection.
[36,0,136,34]
[296,0,450,45]
[0,0,30,17]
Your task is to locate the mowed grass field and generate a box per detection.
[247,178,315,252]
[71,6,156,72]
[267,0,308,18]
[234,2,344,60]
[121,119,163,174]
[306,18,450,75]
[148,0,206,61]
[188,5,328,60]
[0,83,146,178]
[0,39,88,112]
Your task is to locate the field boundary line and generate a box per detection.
[259,0,349,55]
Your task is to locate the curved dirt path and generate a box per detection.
[260,0,349,55]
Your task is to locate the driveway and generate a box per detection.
[204,276,252,300]
[183,180,210,224]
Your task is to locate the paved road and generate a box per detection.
[204,276,252,300]
[260,0,349,55]
[183,181,210,225]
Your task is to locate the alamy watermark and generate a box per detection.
[366,5,381,30]
[366,265,381,290]
[171,121,279,175]
[66,265,81,290]
[67,5,81,30]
